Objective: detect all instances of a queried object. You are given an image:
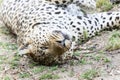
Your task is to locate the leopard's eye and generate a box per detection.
[56,41,62,43]
[40,47,48,50]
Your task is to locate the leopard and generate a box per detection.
[110,0,120,4]
[0,0,120,65]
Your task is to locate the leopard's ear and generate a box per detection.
[18,43,32,56]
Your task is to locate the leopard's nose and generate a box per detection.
[56,32,72,47]
[56,39,66,47]
[52,30,72,48]
[56,39,72,48]
[61,30,72,48]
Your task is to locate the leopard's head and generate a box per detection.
[18,29,72,58]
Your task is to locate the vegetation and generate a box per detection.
[4,76,11,80]
[19,72,31,78]
[0,0,2,5]
[0,42,17,50]
[39,73,60,80]
[106,30,120,51]
[81,69,99,80]
[0,0,120,80]
[96,0,113,11]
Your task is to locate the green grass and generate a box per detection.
[73,51,81,56]
[93,54,110,63]
[106,31,120,51]
[0,66,2,70]
[77,52,111,64]
[69,70,74,77]
[32,66,46,74]
[81,69,99,80]
[0,0,3,5]
[79,58,87,65]
[39,73,60,80]
[4,76,11,80]
[96,0,113,11]
[49,66,58,71]
[0,26,10,35]
[10,54,20,69]
[0,56,9,64]
[0,42,17,50]
[61,68,67,72]
[19,72,31,78]
[83,30,89,41]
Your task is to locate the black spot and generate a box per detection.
[22,20,25,23]
[97,27,99,30]
[91,26,93,30]
[40,8,44,10]
[87,30,89,32]
[83,21,87,25]
[55,1,59,4]
[78,32,82,35]
[94,21,97,26]
[63,5,67,7]
[107,22,110,27]
[77,28,80,31]
[42,4,46,7]
[47,12,52,15]
[77,16,82,19]
[111,21,114,25]
[90,33,92,36]
[109,17,112,20]
[69,18,71,20]
[101,24,103,29]
[70,21,73,25]
[63,12,66,14]
[46,7,52,9]
[88,20,92,24]
[58,16,63,18]
[72,25,76,28]
[29,23,32,26]
[115,16,119,20]
[55,7,58,10]
[43,35,45,37]
[77,22,81,25]
[103,17,106,19]
[62,0,66,3]
[70,0,73,2]
[25,16,29,19]
[107,12,112,15]
[57,25,62,28]
[95,18,99,22]
[52,22,56,24]
[55,11,61,14]
[116,13,119,15]
[103,21,105,23]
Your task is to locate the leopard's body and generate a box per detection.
[0,0,120,65]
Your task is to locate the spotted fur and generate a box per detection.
[0,0,120,65]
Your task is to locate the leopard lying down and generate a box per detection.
[0,0,120,65]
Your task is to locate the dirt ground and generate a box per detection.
[0,3,120,80]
